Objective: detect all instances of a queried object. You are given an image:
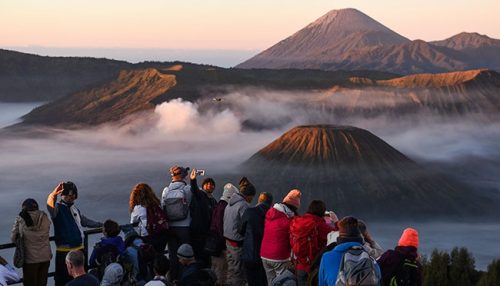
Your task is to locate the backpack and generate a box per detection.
[290,216,320,267]
[163,184,190,221]
[146,205,169,235]
[135,242,157,281]
[93,243,121,280]
[336,245,381,286]
[389,257,419,286]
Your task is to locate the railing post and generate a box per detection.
[84,231,89,268]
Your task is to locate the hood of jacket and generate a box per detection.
[270,203,295,219]
[395,245,418,259]
[169,180,187,191]
[25,210,47,231]
[229,192,246,206]
[101,262,124,285]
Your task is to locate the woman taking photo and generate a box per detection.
[10,198,52,286]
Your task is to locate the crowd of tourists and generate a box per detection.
[0,165,423,286]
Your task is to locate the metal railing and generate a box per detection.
[0,227,104,285]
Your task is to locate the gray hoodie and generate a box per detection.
[223,193,250,242]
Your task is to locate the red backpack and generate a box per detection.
[146,205,169,235]
[290,215,320,267]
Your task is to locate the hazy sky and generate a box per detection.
[1,0,499,51]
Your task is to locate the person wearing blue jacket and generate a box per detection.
[47,181,103,286]
[89,219,126,268]
[318,216,381,286]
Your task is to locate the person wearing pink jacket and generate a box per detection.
[260,189,301,286]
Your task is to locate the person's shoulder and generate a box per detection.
[66,274,99,286]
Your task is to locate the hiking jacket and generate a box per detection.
[290,213,335,272]
[239,202,271,263]
[162,181,192,227]
[190,178,217,236]
[210,200,228,239]
[89,236,126,268]
[377,246,423,286]
[260,203,295,261]
[47,190,102,250]
[223,193,250,242]
[10,210,52,264]
[178,262,204,286]
[130,205,149,236]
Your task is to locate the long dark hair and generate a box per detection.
[19,198,39,227]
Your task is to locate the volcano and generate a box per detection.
[242,125,488,219]
[237,9,500,74]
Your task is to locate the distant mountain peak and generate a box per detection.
[306,8,396,34]
[431,32,500,50]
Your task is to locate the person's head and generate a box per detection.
[307,200,326,217]
[101,263,124,286]
[65,250,85,277]
[202,178,216,194]
[398,228,419,249]
[221,183,238,202]
[337,216,363,244]
[177,243,195,266]
[103,219,121,238]
[153,254,170,276]
[258,192,273,206]
[61,181,78,204]
[129,183,161,213]
[283,189,301,213]
[170,165,189,182]
[19,198,39,227]
[239,177,256,203]
[22,198,39,211]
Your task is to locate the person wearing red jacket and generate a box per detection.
[290,200,338,286]
[260,189,301,286]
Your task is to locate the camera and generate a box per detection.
[196,170,206,176]
[61,181,78,198]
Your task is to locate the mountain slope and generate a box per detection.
[21,68,176,126]
[242,125,490,218]
[0,49,131,102]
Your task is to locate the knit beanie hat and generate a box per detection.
[338,216,361,238]
[101,263,124,286]
[221,183,238,202]
[258,192,273,205]
[239,177,256,197]
[177,243,194,259]
[283,189,301,209]
[398,228,419,248]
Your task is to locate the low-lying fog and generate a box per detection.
[1,90,499,269]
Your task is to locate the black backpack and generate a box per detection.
[135,242,157,281]
[93,243,121,280]
[389,257,419,286]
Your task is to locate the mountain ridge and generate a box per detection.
[236,8,500,73]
